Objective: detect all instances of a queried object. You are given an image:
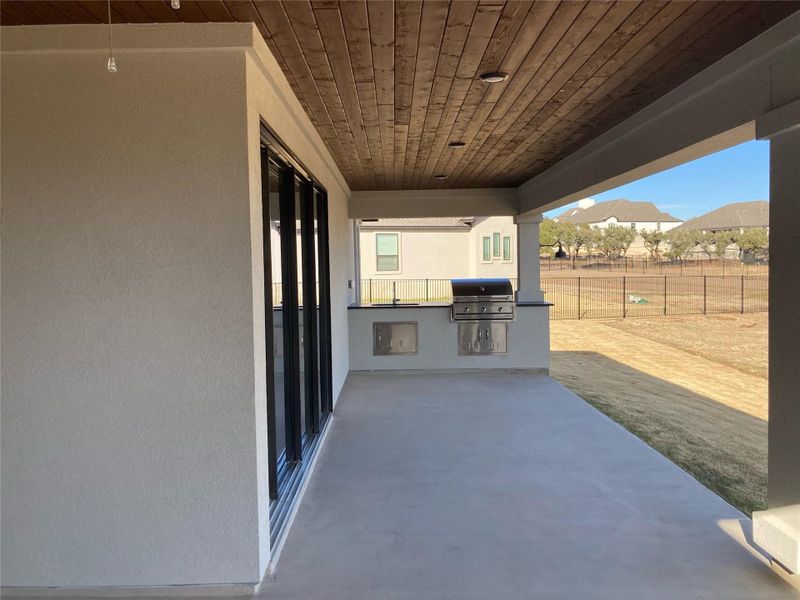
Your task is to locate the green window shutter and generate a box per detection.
[503,236,511,261]
[492,232,501,257]
[482,237,491,261]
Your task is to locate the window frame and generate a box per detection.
[481,236,492,262]
[492,232,501,257]
[502,235,512,261]
[375,231,401,273]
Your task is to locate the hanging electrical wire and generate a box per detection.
[106,0,116,72]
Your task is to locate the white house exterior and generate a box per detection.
[359,216,517,280]
[554,198,683,233]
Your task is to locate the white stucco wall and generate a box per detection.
[358,216,518,281]
[471,216,517,279]
[359,229,471,279]
[1,23,353,590]
[589,218,681,232]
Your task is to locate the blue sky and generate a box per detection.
[544,140,769,221]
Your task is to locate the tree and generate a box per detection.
[558,222,578,256]
[573,224,594,256]
[664,229,697,260]
[539,219,575,257]
[712,230,735,261]
[594,225,636,258]
[698,231,716,259]
[616,227,636,256]
[641,229,666,258]
[539,219,561,247]
[734,227,769,261]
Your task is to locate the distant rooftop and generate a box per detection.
[556,199,681,224]
[674,201,769,231]
[359,217,475,230]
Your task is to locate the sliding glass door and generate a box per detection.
[260,130,332,541]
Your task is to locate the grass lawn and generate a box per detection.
[549,313,768,515]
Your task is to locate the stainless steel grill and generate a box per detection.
[450,278,515,321]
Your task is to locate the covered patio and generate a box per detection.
[262,372,790,600]
[2,2,799,597]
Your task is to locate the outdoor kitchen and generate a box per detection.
[348,278,551,372]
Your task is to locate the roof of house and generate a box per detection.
[554,207,584,220]
[673,201,769,231]
[557,199,681,224]
[359,217,474,230]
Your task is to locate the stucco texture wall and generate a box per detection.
[359,229,471,279]
[0,23,356,589]
[472,216,517,279]
[0,44,261,586]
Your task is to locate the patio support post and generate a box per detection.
[752,96,800,575]
[514,213,544,303]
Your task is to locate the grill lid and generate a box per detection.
[451,278,513,299]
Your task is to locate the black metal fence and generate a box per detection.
[357,275,768,320]
[359,278,519,303]
[540,255,768,276]
[542,275,768,320]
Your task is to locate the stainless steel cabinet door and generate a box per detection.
[458,322,507,355]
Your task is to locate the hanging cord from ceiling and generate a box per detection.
[106,0,116,72]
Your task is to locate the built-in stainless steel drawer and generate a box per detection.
[373,322,418,355]
[457,322,508,355]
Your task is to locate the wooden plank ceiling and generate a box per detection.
[3,1,798,190]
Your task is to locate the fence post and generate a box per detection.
[577,277,581,320]
[426,278,429,302]
[369,279,373,302]
[741,275,745,314]
[664,275,667,316]
[622,276,627,318]
[703,276,707,315]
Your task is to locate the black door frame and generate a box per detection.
[259,124,334,511]
[300,180,320,435]
[260,146,279,500]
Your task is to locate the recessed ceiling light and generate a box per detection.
[434,174,448,180]
[448,141,466,149]
[479,71,509,83]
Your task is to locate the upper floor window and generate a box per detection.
[630,223,636,230]
[376,233,399,272]
[502,236,512,261]
[656,222,661,232]
[492,232,501,257]
[482,236,491,262]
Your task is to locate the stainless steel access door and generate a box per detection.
[457,322,508,355]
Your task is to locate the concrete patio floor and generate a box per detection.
[259,372,796,600]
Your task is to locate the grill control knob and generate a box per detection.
[481,306,487,313]
[498,306,504,312]
[464,307,470,312]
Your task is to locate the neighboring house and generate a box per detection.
[554,198,682,233]
[359,216,516,280]
[553,198,682,256]
[672,200,769,234]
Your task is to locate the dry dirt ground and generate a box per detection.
[549,313,768,515]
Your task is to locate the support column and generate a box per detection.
[514,213,544,303]
[753,99,800,575]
